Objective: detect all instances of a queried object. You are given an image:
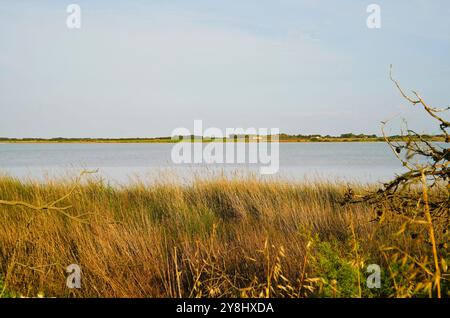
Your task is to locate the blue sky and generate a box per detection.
[0,0,449,138]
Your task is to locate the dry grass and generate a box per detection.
[0,174,447,298]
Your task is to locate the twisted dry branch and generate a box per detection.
[0,170,98,223]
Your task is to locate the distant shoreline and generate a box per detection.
[0,133,445,144]
[0,136,445,144]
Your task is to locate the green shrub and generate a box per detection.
[312,240,359,297]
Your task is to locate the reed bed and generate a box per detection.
[0,174,446,298]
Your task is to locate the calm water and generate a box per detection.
[0,142,406,184]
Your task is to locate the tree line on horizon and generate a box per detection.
[0,133,446,142]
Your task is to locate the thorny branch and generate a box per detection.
[345,66,449,298]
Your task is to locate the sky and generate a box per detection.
[0,0,449,138]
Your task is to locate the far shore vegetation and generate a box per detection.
[0,133,446,144]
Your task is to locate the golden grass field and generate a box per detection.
[0,174,448,298]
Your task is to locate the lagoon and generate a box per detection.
[0,142,406,184]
